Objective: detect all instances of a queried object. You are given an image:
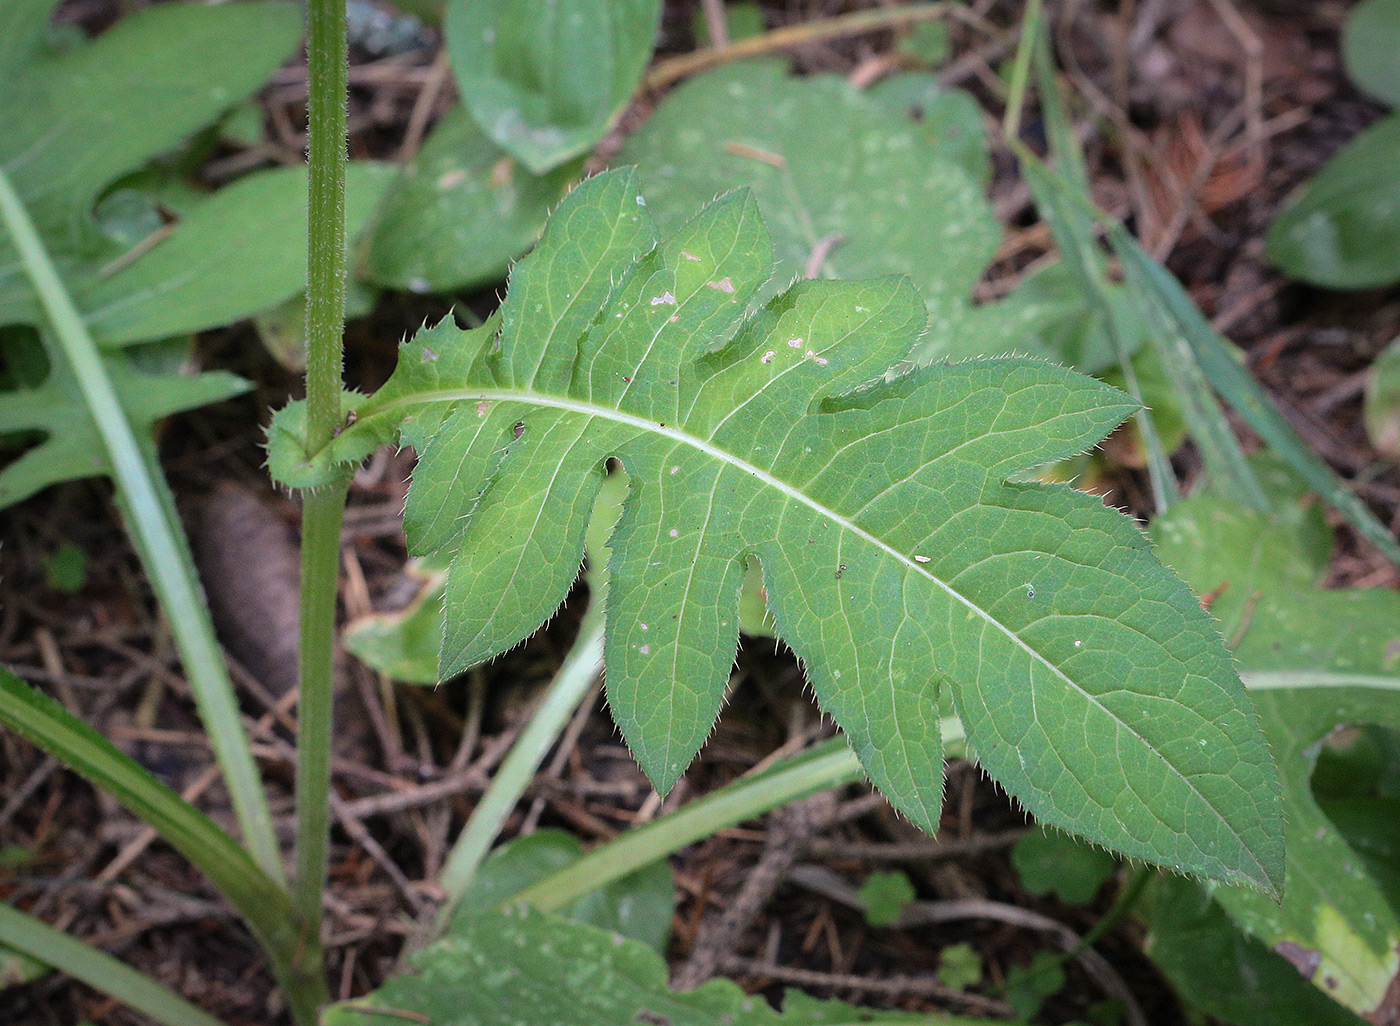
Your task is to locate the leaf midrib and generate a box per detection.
[365,383,1259,869]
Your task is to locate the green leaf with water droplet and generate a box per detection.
[272,166,1284,890]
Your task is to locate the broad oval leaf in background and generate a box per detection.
[1342,0,1400,107]
[0,0,302,250]
[1365,336,1400,458]
[1152,493,1400,1022]
[1266,115,1400,290]
[616,60,1030,357]
[363,108,579,293]
[444,0,660,174]
[86,164,393,347]
[325,901,986,1026]
[274,168,1285,893]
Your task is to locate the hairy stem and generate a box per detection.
[288,0,352,1010]
[0,168,284,885]
[303,0,350,456]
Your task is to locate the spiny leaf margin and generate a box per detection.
[270,168,1284,893]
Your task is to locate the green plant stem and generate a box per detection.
[513,716,966,914]
[1001,0,1041,144]
[0,167,283,886]
[433,603,606,933]
[304,0,349,456]
[290,0,351,997]
[0,903,231,1026]
[644,2,950,91]
[290,483,347,942]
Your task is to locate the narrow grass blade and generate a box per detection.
[0,668,303,974]
[513,721,963,914]
[0,902,230,1026]
[1020,156,1181,511]
[1020,37,1181,510]
[0,168,284,882]
[1110,225,1400,568]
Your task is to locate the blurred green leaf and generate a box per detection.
[937,942,984,991]
[445,0,661,173]
[618,60,1007,348]
[454,829,674,952]
[327,902,988,1026]
[858,870,916,927]
[85,164,393,347]
[897,21,951,67]
[0,1,302,249]
[1145,874,1366,1026]
[1266,115,1400,290]
[1004,951,1064,1022]
[1011,828,1117,904]
[42,542,87,594]
[0,0,61,84]
[343,559,448,685]
[1365,336,1400,458]
[1343,0,1400,107]
[693,2,765,45]
[363,107,579,293]
[1151,497,1400,1020]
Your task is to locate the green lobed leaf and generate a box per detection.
[363,107,580,293]
[1365,336,1400,458]
[1343,0,1400,107]
[444,0,661,174]
[324,901,991,1026]
[1265,115,1400,290]
[858,870,917,927]
[344,472,626,682]
[1011,827,1117,904]
[937,942,984,991]
[279,167,1286,892]
[1151,497,1400,1019]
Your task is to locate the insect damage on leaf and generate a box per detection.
[271,167,1285,893]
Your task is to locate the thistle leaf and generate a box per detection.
[275,168,1284,890]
